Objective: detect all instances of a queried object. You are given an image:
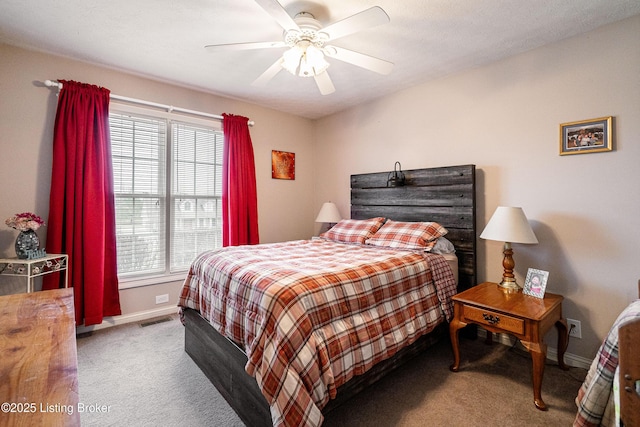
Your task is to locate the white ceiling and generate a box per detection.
[1,0,639,119]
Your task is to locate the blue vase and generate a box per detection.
[15,230,40,259]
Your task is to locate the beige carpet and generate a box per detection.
[323,333,585,426]
[76,315,586,426]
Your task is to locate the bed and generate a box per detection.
[179,164,477,427]
[574,281,640,427]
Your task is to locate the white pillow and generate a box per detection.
[430,237,456,254]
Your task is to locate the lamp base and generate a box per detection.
[498,277,521,293]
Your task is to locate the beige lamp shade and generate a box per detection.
[315,202,342,223]
[480,207,538,244]
[480,206,538,291]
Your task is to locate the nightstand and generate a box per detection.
[449,282,569,411]
[0,254,69,293]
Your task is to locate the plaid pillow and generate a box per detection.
[366,220,448,250]
[319,217,385,244]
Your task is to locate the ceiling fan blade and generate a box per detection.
[205,41,285,52]
[254,0,299,32]
[314,71,335,95]
[320,6,389,41]
[325,45,393,75]
[252,58,284,87]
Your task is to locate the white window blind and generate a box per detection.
[110,111,223,280]
[171,123,223,271]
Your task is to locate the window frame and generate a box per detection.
[109,103,223,289]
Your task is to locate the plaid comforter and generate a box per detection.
[179,239,456,427]
[574,300,640,427]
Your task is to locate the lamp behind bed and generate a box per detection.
[315,202,342,229]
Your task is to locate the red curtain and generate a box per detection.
[43,80,121,326]
[222,114,259,246]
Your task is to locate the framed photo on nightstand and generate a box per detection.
[523,269,549,298]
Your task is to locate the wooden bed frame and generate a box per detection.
[183,164,477,426]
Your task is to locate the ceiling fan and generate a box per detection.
[205,0,394,95]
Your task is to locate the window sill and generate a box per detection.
[118,272,187,290]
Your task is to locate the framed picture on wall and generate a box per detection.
[271,150,295,180]
[559,116,613,155]
[523,268,549,299]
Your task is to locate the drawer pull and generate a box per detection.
[482,313,500,325]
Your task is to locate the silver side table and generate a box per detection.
[0,254,69,293]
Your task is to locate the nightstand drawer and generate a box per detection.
[463,305,525,335]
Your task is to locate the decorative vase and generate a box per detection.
[15,229,40,259]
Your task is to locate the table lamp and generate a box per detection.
[480,206,538,292]
[315,202,342,228]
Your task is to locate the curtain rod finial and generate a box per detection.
[44,79,62,89]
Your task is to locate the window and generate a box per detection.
[110,108,223,285]
[171,123,223,269]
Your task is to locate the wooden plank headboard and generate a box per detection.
[350,164,477,291]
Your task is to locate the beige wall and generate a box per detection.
[1,14,638,361]
[0,43,316,311]
[314,15,640,361]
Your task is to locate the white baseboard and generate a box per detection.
[76,305,179,335]
[477,329,592,370]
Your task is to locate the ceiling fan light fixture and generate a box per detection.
[282,45,303,75]
[209,3,392,95]
[299,45,329,76]
[281,44,329,77]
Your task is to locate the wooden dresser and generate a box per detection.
[0,288,80,426]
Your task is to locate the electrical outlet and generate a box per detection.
[567,318,582,339]
[155,294,169,304]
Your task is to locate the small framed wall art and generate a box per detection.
[559,116,612,155]
[523,268,549,299]
[271,150,295,180]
